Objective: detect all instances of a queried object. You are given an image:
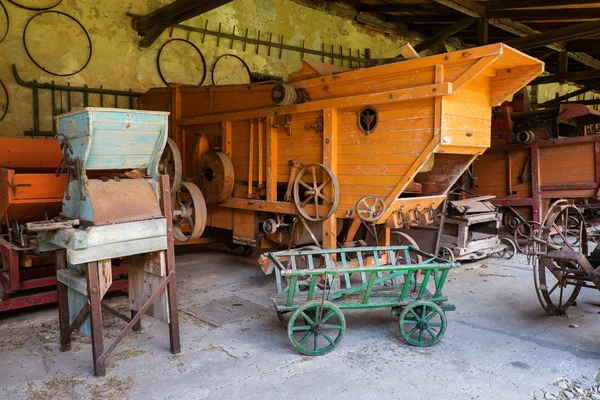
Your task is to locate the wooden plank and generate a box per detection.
[266,115,278,201]
[258,118,264,188]
[97,260,112,298]
[128,264,170,324]
[248,119,255,198]
[86,261,106,376]
[223,121,232,157]
[322,109,337,250]
[452,55,498,92]
[0,138,62,169]
[180,83,452,125]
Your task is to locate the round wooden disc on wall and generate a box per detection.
[195,151,234,204]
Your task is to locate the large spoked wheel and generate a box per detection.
[535,203,586,315]
[514,220,541,253]
[173,182,207,242]
[159,138,183,194]
[391,231,423,264]
[293,164,340,222]
[399,300,447,347]
[287,300,345,356]
[438,246,455,262]
[355,195,387,223]
[493,238,517,259]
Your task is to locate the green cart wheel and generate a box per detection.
[399,300,446,347]
[287,300,345,355]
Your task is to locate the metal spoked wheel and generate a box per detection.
[287,300,345,355]
[355,195,387,223]
[534,203,586,315]
[172,182,207,242]
[399,300,446,347]
[391,231,423,264]
[496,238,517,259]
[159,138,183,194]
[293,164,339,222]
[438,246,455,262]
[513,220,541,253]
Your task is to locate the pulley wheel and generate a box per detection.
[173,182,207,242]
[293,163,340,222]
[159,138,183,194]
[355,195,387,223]
[195,150,234,204]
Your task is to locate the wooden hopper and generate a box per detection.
[140,43,543,251]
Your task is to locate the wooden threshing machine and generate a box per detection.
[139,43,543,261]
[469,91,600,250]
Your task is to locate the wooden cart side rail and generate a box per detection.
[279,262,458,277]
[266,244,438,258]
[178,83,452,126]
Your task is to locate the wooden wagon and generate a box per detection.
[140,43,543,257]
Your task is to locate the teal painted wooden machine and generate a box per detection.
[264,245,459,355]
[32,108,183,377]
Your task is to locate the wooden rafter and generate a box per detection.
[488,9,600,20]
[413,17,475,53]
[504,21,600,51]
[481,0,600,9]
[133,0,234,47]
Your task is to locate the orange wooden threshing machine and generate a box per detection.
[139,43,544,264]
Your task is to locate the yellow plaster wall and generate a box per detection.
[0,0,409,137]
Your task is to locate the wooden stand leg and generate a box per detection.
[87,261,106,377]
[131,310,142,332]
[161,174,181,354]
[56,250,71,352]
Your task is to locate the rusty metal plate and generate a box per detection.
[87,179,162,225]
[182,295,271,327]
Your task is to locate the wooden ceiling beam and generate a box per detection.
[568,39,600,53]
[537,82,600,106]
[133,0,234,47]
[413,17,476,53]
[504,21,600,50]
[434,0,600,69]
[531,68,600,85]
[488,9,600,20]
[355,3,453,13]
[479,0,600,10]
[385,15,463,23]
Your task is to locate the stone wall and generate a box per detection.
[0,0,406,137]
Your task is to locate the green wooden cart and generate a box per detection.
[264,246,459,355]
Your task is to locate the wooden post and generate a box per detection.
[322,108,337,250]
[476,18,489,46]
[56,250,71,352]
[87,261,105,377]
[530,144,542,223]
[258,118,264,189]
[171,87,183,172]
[160,174,181,354]
[266,115,278,202]
[248,119,255,198]
[223,121,232,158]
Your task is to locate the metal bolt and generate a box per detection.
[325,138,330,144]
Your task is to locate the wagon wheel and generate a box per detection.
[293,164,340,222]
[172,182,207,242]
[438,246,455,263]
[355,195,387,223]
[159,138,183,194]
[493,238,517,260]
[399,300,446,347]
[287,300,345,355]
[391,231,423,264]
[535,203,586,315]
[513,220,541,253]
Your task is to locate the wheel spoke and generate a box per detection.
[418,328,424,343]
[301,195,314,207]
[298,331,313,344]
[424,311,438,322]
[321,324,342,330]
[301,312,314,325]
[186,217,195,231]
[291,325,312,332]
[313,332,319,351]
[319,193,333,204]
[314,196,319,219]
[428,322,443,327]
[426,328,437,339]
[316,177,331,192]
[547,281,560,295]
[299,180,312,191]
[322,331,335,345]
[407,326,419,336]
[321,310,335,323]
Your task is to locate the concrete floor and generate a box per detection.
[1,246,600,400]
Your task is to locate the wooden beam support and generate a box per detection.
[531,68,600,85]
[488,9,600,20]
[134,0,234,47]
[558,51,569,75]
[413,17,476,53]
[536,83,600,107]
[484,0,599,9]
[476,18,489,46]
[504,21,600,51]
[322,109,337,250]
[434,0,600,69]
[385,15,464,24]
[266,116,278,202]
[356,3,452,13]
